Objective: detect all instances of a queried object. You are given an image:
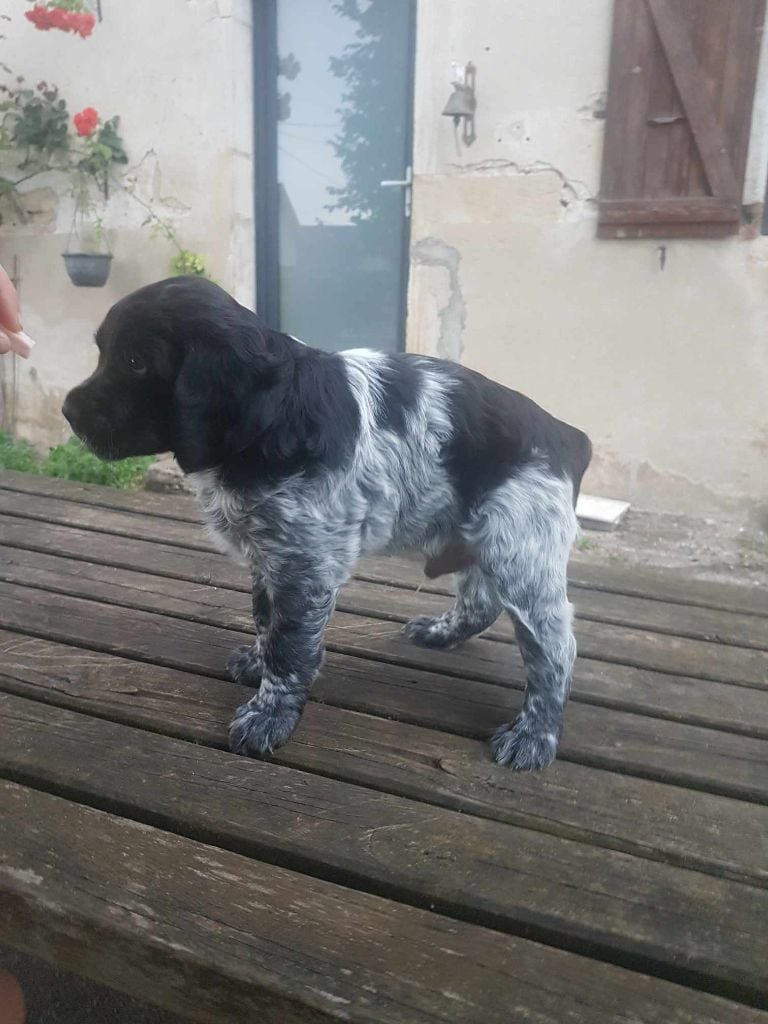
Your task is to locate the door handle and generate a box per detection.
[380,166,412,217]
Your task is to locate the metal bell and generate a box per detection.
[442,85,476,119]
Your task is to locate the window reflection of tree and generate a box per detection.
[277,51,301,123]
[326,0,410,239]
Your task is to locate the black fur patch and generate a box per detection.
[437,361,592,513]
[63,275,360,488]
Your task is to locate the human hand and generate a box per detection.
[0,264,35,358]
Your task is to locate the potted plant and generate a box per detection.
[62,215,112,287]
[1,40,209,285]
[61,106,125,287]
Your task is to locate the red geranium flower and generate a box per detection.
[25,6,51,30]
[73,107,99,137]
[69,11,95,37]
[75,12,95,37]
[25,3,95,38]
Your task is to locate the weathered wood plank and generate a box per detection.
[1,583,767,803]
[1,543,766,742]
[0,487,211,551]
[598,198,740,222]
[2,694,767,1006]
[2,471,766,619]
[2,511,766,706]
[355,556,768,650]
[5,783,765,1024]
[339,577,768,687]
[0,469,201,522]
[2,630,765,888]
[646,0,738,198]
[365,549,768,623]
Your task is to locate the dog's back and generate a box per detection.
[379,352,592,513]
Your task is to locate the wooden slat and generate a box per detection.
[597,219,737,240]
[5,783,765,1024]
[2,695,767,1006]
[2,630,766,889]
[5,508,766,659]
[1,586,767,803]
[2,540,768,747]
[0,487,211,551]
[2,542,767,743]
[4,506,765,654]
[338,577,768,689]
[599,198,739,222]
[1,512,766,692]
[646,0,740,198]
[362,550,768,622]
[357,557,768,651]
[719,0,766,188]
[601,0,656,200]
[2,472,766,619]
[0,469,201,522]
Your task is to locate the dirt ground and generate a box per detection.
[571,506,768,590]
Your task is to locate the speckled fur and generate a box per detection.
[63,277,588,771]
[191,351,579,770]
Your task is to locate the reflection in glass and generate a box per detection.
[277,0,411,352]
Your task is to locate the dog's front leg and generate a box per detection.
[227,565,272,687]
[228,558,338,757]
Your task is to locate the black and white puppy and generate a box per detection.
[63,276,591,771]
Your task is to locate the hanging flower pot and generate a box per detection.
[63,131,121,289]
[62,251,112,287]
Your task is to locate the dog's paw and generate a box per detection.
[490,717,559,771]
[228,697,302,757]
[402,614,460,650]
[226,643,263,686]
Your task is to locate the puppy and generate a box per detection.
[63,276,591,770]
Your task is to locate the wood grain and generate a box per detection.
[1,629,766,888]
[6,782,766,1024]
[2,472,766,617]
[2,518,766,690]
[2,693,767,1005]
[1,543,767,747]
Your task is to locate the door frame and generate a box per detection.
[252,0,280,326]
[251,0,417,349]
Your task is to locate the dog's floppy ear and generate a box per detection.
[171,318,291,475]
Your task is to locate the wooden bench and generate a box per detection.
[0,470,766,1022]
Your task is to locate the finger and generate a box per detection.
[0,327,35,359]
[0,265,21,334]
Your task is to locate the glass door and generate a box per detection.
[255,0,415,352]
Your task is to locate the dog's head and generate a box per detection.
[62,276,307,477]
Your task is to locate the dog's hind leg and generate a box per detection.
[403,565,501,649]
[490,591,576,770]
[468,467,578,770]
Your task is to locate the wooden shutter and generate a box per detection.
[598,0,766,239]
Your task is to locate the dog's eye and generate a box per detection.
[128,354,147,377]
